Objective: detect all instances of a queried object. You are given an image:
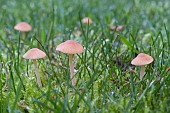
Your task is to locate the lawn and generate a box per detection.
[0,0,170,112]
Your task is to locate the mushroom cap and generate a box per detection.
[82,17,93,24]
[14,22,32,32]
[116,25,124,32]
[23,48,46,60]
[56,40,84,54]
[131,53,153,66]
[109,24,124,31]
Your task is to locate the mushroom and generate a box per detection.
[82,17,93,24]
[14,22,32,39]
[23,48,46,87]
[109,24,125,32]
[131,53,153,80]
[56,40,84,86]
[116,25,124,32]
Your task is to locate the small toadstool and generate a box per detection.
[82,17,93,24]
[14,22,32,39]
[131,53,153,80]
[56,40,84,86]
[23,48,46,87]
[109,24,124,32]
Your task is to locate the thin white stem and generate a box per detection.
[33,59,42,87]
[69,54,76,86]
[22,31,26,39]
[140,65,145,80]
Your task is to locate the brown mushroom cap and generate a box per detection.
[14,22,32,32]
[56,40,84,54]
[131,53,153,66]
[23,48,46,59]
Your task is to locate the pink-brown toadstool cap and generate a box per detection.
[131,53,153,66]
[82,17,93,24]
[56,40,84,54]
[14,22,32,32]
[23,48,46,60]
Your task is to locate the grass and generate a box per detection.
[0,0,170,112]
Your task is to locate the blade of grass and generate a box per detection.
[11,80,22,112]
[119,34,139,54]
[16,33,25,91]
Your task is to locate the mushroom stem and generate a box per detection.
[140,65,145,80]
[22,31,26,39]
[33,59,42,87]
[69,54,76,86]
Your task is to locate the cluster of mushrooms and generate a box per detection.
[14,21,154,87]
[23,40,83,87]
